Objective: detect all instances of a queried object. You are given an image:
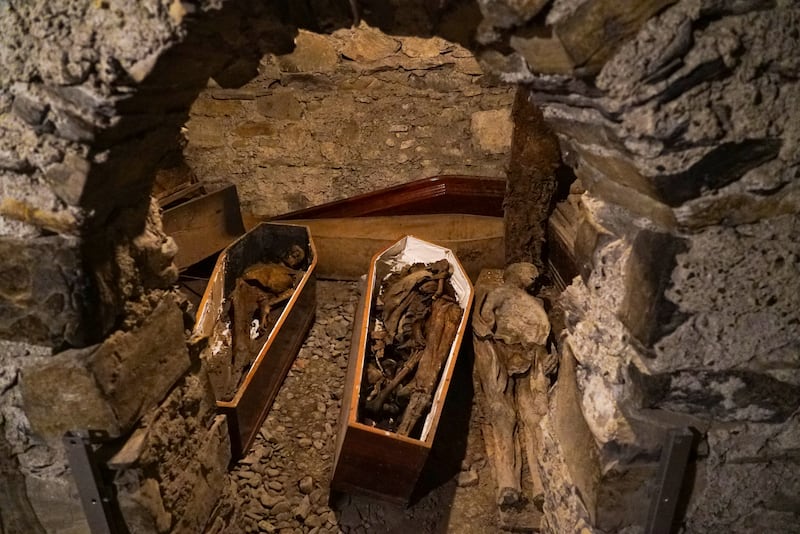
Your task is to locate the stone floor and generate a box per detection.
[204,281,504,533]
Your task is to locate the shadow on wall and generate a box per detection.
[77,0,488,342]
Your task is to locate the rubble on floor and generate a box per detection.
[206,281,501,533]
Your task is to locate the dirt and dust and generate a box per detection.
[206,281,508,533]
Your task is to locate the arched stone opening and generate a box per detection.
[1,1,799,533]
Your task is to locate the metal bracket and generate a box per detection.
[645,427,695,534]
[63,430,122,534]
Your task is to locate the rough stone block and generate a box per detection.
[0,235,85,347]
[184,116,227,148]
[190,96,244,117]
[43,151,92,206]
[233,121,275,138]
[544,114,629,160]
[684,424,800,531]
[573,160,678,231]
[0,419,47,533]
[470,108,513,154]
[401,36,448,59]
[21,293,190,438]
[169,415,230,533]
[89,293,191,432]
[10,86,48,127]
[673,160,800,230]
[478,0,550,31]
[123,367,219,482]
[560,236,642,450]
[652,214,800,373]
[256,92,304,120]
[337,26,400,64]
[540,347,599,531]
[595,463,657,532]
[277,31,339,73]
[20,345,120,438]
[707,417,800,464]
[618,229,688,349]
[116,472,172,534]
[24,472,89,534]
[574,147,658,200]
[554,0,679,75]
[651,138,783,207]
[109,367,227,533]
[511,35,575,75]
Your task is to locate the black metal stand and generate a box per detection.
[63,430,126,534]
[645,427,695,534]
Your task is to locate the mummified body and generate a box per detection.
[361,259,462,437]
[472,263,556,508]
[205,246,306,401]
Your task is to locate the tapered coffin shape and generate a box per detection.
[331,235,474,504]
[194,223,317,459]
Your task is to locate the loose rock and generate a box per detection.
[457,469,480,488]
[299,476,314,495]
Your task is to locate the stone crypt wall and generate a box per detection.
[0,0,798,533]
[0,1,294,531]
[183,25,514,220]
[475,0,800,531]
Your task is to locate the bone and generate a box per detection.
[396,298,462,436]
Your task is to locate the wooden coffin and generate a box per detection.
[331,236,474,504]
[161,184,245,270]
[280,214,504,282]
[275,175,504,220]
[194,223,317,459]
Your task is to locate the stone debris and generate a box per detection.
[457,469,480,488]
[207,281,500,533]
[299,476,314,495]
[294,495,312,521]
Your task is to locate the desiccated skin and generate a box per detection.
[361,259,461,437]
[282,245,306,269]
[381,259,451,346]
[242,262,295,294]
[209,251,305,399]
[396,297,462,436]
[472,262,555,508]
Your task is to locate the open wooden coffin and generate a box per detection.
[331,236,474,504]
[194,223,317,459]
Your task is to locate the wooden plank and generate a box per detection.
[505,88,561,269]
[156,182,205,208]
[178,277,209,311]
[162,184,245,270]
[332,426,429,505]
[283,214,504,282]
[275,175,505,220]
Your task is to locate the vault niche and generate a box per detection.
[0,1,798,533]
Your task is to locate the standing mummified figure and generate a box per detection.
[472,262,557,508]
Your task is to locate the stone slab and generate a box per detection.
[21,292,190,438]
[90,293,191,432]
[0,235,84,347]
[21,345,120,438]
